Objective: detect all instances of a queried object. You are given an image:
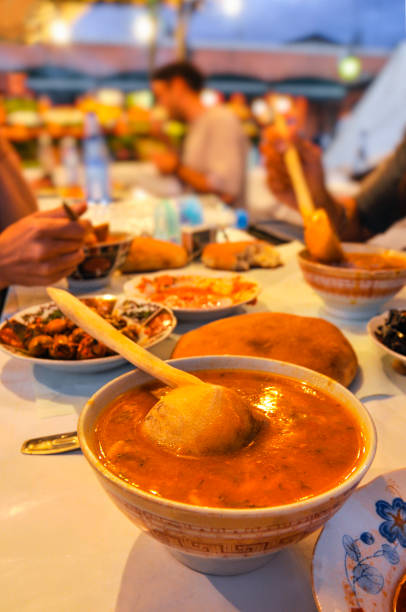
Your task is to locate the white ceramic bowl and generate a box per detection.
[298,243,406,320]
[367,311,406,366]
[78,356,376,576]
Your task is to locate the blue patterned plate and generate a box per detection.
[312,468,406,612]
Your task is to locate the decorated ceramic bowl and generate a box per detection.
[298,243,406,320]
[78,355,376,576]
[68,232,133,291]
[313,468,406,611]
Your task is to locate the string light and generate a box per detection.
[221,0,243,17]
[49,19,71,45]
[132,12,157,45]
[272,95,292,115]
[201,89,219,107]
[338,55,362,81]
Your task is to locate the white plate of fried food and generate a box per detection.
[201,240,282,272]
[124,273,261,321]
[0,295,177,372]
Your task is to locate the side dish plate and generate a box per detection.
[0,295,176,373]
[313,468,406,612]
[124,273,260,321]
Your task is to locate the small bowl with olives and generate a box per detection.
[367,309,406,366]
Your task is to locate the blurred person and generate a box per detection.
[0,201,89,291]
[262,126,406,240]
[151,61,248,207]
[0,131,37,230]
[0,132,90,311]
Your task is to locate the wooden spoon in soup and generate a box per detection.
[47,288,256,456]
[273,113,345,264]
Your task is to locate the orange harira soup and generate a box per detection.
[338,252,406,271]
[94,369,365,509]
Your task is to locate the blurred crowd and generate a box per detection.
[1,59,406,303]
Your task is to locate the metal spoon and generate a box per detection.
[21,431,79,455]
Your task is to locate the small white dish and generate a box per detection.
[123,272,260,321]
[313,468,406,611]
[0,296,176,373]
[367,311,406,366]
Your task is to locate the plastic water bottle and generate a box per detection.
[83,112,111,205]
[37,132,55,179]
[154,199,181,244]
[60,136,80,189]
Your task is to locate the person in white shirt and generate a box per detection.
[151,61,248,207]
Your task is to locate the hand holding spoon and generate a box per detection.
[273,113,345,264]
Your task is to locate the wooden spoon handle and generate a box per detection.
[273,113,315,220]
[284,147,316,221]
[47,288,202,388]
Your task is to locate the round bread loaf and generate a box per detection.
[122,237,188,273]
[172,312,358,387]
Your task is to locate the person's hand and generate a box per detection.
[152,151,179,175]
[261,126,328,210]
[0,201,90,288]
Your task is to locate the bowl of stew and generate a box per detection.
[78,355,376,576]
[68,231,133,291]
[298,243,406,320]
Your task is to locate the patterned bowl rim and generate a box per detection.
[298,243,406,280]
[78,355,377,519]
[311,467,406,612]
[83,231,134,251]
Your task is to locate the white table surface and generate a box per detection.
[2,241,406,612]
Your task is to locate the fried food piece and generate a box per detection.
[122,237,188,273]
[48,335,75,360]
[93,222,109,243]
[202,241,281,271]
[172,312,358,387]
[141,384,256,456]
[27,334,53,357]
[0,321,25,349]
[43,317,74,335]
[76,336,109,359]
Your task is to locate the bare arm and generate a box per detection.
[153,151,236,204]
[261,126,369,240]
[0,202,89,289]
[177,163,235,204]
[0,132,38,231]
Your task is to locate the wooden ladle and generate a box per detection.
[273,114,345,264]
[47,288,255,456]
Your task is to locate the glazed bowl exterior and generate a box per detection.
[68,232,133,290]
[78,356,376,576]
[298,243,406,320]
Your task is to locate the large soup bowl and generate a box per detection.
[298,243,406,320]
[78,356,376,576]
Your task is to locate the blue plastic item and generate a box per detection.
[178,196,204,226]
[234,208,249,229]
[154,199,182,244]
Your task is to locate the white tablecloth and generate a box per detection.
[1,241,406,612]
